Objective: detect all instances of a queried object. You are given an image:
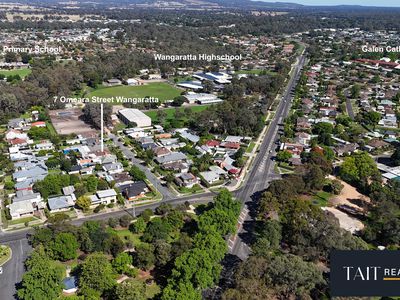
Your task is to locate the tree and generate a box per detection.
[198,209,236,236]
[129,165,146,181]
[202,80,214,93]
[172,96,186,107]
[351,84,361,98]
[29,227,53,247]
[119,215,133,227]
[156,110,167,124]
[326,179,344,195]
[252,220,282,256]
[129,217,147,234]
[79,253,115,295]
[104,234,125,257]
[340,152,379,184]
[264,254,324,297]
[303,164,326,191]
[162,281,201,300]
[76,196,91,211]
[276,150,292,163]
[363,111,381,128]
[83,102,112,128]
[171,233,192,259]
[112,252,133,274]
[85,175,98,193]
[17,246,64,300]
[134,243,155,270]
[193,230,227,262]
[312,122,333,135]
[171,248,221,289]
[392,147,400,166]
[142,218,172,243]
[115,280,146,300]
[50,232,78,261]
[153,239,172,266]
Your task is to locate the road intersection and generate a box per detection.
[0,52,306,300]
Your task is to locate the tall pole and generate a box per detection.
[100,103,104,153]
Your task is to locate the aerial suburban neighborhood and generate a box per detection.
[0,0,399,299]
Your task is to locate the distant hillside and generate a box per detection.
[0,0,304,10]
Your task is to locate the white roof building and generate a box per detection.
[118,109,152,128]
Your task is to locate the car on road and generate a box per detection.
[0,266,3,275]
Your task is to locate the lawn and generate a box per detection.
[312,191,332,207]
[111,229,143,247]
[0,245,11,266]
[0,68,31,78]
[246,142,256,153]
[46,121,57,136]
[8,216,38,226]
[145,105,210,123]
[88,83,182,103]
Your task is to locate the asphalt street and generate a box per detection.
[0,54,306,299]
[108,133,176,200]
[0,239,32,300]
[346,98,355,120]
[229,54,307,259]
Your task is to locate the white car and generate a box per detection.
[0,266,3,274]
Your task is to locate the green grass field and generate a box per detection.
[88,83,182,103]
[0,68,31,78]
[312,191,332,207]
[145,105,210,122]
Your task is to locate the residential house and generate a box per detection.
[200,171,220,185]
[48,194,76,212]
[13,165,48,183]
[90,189,117,206]
[120,181,148,201]
[7,200,34,219]
[156,152,187,165]
[175,173,198,188]
[102,162,124,174]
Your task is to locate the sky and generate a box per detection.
[258,0,400,7]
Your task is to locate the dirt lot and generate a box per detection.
[49,108,97,136]
[328,175,370,208]
[325,175,370,233]
[322,207,364,233]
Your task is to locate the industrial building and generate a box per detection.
[118,109,152,128]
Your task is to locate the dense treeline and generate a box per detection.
[17,190,241,299]
[2,8,400,34]
[224,151,368,299]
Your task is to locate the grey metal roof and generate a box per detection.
[156,152,187,164]
[48,195,75,210]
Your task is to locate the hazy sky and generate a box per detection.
[258,0,400,6]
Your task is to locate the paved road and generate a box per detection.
[108,133,176,200]
[0,54,306,299]
[346,98,355,120]
[0,239,32,300]
[229,54,307,260]
[0,194,214,299]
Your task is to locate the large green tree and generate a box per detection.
[50,232,78,261]
[115,280,146,300]
[171,248,221,289]
[340,152,379,184]
[17,246,64,300]
[79,253,115,296]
